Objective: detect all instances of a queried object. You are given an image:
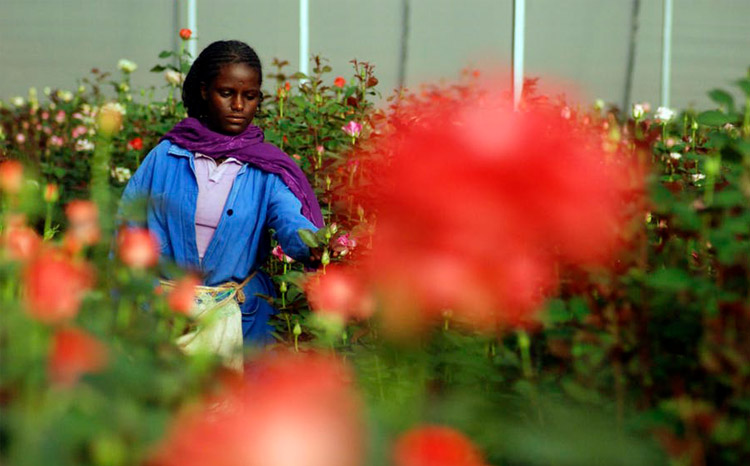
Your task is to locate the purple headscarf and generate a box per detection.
[162,117,324,228]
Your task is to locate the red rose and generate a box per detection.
[48,327,108,386]
[23,251,94,323]
[65,200,100,246]
[179,28,192,40]
[305,265,374,321]
[394,425,486,466]
[0,160,23,195]
[127,136,143,151]
[118,227,160,269]
[167,275,201,314]
[150,352,364,466]
[333,76,346,88]
[2,222,41,262]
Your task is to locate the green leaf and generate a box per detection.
[149,65,166,73]
[736,78,750,97]
[707,89,734,112]
[158,50,173,59]
[542,299,569,324]
[672,203,701,231]
[297,228,319,248]
[697,110,733,127]
[645,268,692,292]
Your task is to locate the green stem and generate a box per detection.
[43,202,53,240]
[518,330,533,379]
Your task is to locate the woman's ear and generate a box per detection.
[200,82,208,101]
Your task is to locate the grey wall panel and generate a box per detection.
[1,0,749,111]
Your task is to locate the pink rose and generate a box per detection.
[271,245,294,264]
[342,121,362,138]
[332,233,357,256]
[71,125,88,139]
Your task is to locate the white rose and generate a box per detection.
[57,90,73,102]
[655,106,675,122]
[669,152,682,160]
[164,69,185,86]
[691,173,706,182]
[111,167,132,183]
[632,104,645,119]
[75,139,95,152]
[117,59,138,74]
[11,96,25,107]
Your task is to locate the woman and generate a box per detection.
[120,40,323,348]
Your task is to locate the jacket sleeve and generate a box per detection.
[265,174,318,262]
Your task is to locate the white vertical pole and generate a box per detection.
[299,0,310,76]
[512,0,526,110]
[187,0,198,60]
[660,0,673,108]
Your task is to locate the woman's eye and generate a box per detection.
[219,91,231,97]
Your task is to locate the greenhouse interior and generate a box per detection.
[1,1,750,465]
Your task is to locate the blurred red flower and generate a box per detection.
[179,28,192,40]
[393,425,486,466]
[118,227,160,268]
[305,265,374,321]
[0,160,23,195]
[23,250,94,323]
[346,86,641,333]
[167,275,201,314]
[127,137,144,151]
[1,222,41,262]
[65,200,100,246]
[333,76,346,88]
[150,351,364,466]
[48,327,108,386]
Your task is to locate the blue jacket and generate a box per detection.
[119,140,317,345]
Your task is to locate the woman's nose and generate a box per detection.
[230,95,243,111]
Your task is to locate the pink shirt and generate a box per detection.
[194,153,243,260]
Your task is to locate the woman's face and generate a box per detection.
[200,63,261,135]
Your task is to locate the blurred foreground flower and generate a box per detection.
[344,86,641,334]
[118,227,160,269]
[97,102,126,135]
[65,200,100,247]
[1,221,41,262]
[393,425,486,466]
[0,160,24,195]
[167,275,201,314]
[305,266,374,322]
[48,327,108,387]
[150,351,364,466]
[23,250,94,323]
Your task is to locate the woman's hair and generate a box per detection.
[182,40,263,118]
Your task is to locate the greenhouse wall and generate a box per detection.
[1,0,749,109]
